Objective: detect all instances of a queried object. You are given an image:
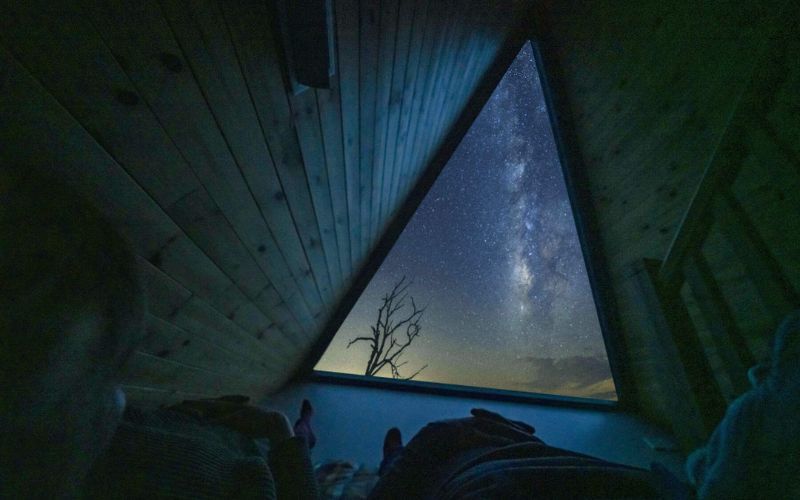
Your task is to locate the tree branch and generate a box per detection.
[346,336,374,348]
[404,364,428,381]
[348,276,429,379]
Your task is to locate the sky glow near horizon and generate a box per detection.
[315,43,617,400]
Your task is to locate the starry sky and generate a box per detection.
[316,43,616,400]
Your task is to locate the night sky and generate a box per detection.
[316,43,616,400]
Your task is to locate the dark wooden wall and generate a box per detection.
[534,0,799,443]
[0,0,517,406]
[3,0,796,438]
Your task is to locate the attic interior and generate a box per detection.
[2,0,799,493]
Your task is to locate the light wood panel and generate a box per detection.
[162,0,332,314]
[371,0,400,239]
[6,0,795,443]
[221,0,336,325]
[358,0,380,254]
[83,0,321,329]
[0,2,303,347]
[535,0,799,438]
[1,0,517,405]
[378,0,417,226]
[334,0,363,272]
[316,64,353,282]
[391,0,438,208]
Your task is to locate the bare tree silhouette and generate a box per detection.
[347,276,428,380]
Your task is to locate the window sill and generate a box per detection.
[311,370,619,411]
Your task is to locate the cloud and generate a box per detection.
[513,355,616,400]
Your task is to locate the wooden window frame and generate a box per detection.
[298,33,635,411]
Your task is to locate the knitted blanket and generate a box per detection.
[686,310,800,499]
[82,407,318,499]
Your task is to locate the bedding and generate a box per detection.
[315,460,380,500]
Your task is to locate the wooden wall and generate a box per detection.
[534,0,799,440]
[0,0,517,406]
[4,0,794,435]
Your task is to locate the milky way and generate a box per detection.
[316,43,616,400]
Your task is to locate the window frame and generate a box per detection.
[300,37,632,410]
[312,370,618,410]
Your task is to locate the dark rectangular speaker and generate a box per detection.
[277,0,335,91]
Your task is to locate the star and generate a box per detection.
[316,42,615,400]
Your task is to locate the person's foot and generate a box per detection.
[379,427,404,475]
[293,399,316,449]
[383,427,403,458]
[300,399,314,420]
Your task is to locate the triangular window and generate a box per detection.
[315,42,617,401]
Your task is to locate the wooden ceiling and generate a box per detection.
[0,0,520,405]
[2,0,796,426]
[534,0,799,431]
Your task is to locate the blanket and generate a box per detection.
[686,310,800,499]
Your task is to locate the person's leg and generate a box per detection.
[369,409,542,499]
[293,399,316,449]
[379,428,404,475]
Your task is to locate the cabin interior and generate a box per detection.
[2,0,798,484]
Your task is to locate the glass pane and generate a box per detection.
[315,42,617,401]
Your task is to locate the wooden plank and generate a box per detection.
[684,253,753,394]
[417,2,475,163]
[286,87,344,295]
[750,124,800,179]
[406,0,462,191]
[140,257,297,362]
[139,314,276,379]
[659,12,794,290]
[160,0,332,313]
[0,43,276,340]
[141,260,297,366]
[377,0,416,227]
[697,225,775,360]
[165,192,300,339]
[242,0,347,297]
[417,3,483,178]
[714,190,800,322]
[123,350,268,396]
[334,0,363,271]
[118,0,321,328]
[122,384,218,409]
[142,279,296,393]
[125,381,290,409]
[533,0,793,428]
[0,39,297,395]
[316,75,353,282]
[220,0,337,330]
[398,2,502,227]
[432,11,511,169]
[733,150,800,294]
[0,0,303,342]
[760,38,800,165]
[371,0,400,241]
[429,4,505,155]
[540,0,781,163]
[386,0,430,220]
[82,0,319,331]
[399,2,510,215]
[358,0,381,257]
[658,135,744,292]
[632,260,726,446]
[407,3,465,199]
[394,0,451,201]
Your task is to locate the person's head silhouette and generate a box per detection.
[0,168,146,497]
